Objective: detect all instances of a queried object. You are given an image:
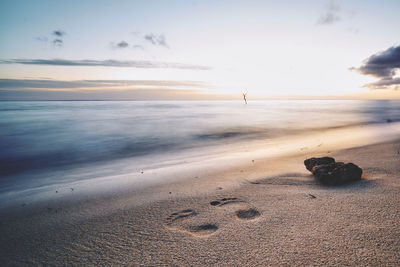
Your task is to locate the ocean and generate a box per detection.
[1,100,399,194]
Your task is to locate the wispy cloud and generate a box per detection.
[144,34,168,47]
[317,0,341,25]
[0,88,223,101]
[110,40,130,49]
[0,79,207,89]
[52,30,66,37]
[117,41,129,48]
[0,79,215,100]
[0,59,211,70]
[351,44,400,89]
[36,29,66,47]
[53,39,63,47]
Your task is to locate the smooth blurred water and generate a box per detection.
[0,100,399,180]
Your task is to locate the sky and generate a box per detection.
[0,0,399,100]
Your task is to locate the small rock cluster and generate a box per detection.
[304,156,362,185]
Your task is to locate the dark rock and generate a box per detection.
[311,162,344,173]
[312,162,362,185]
[304,157,336,171]
[387,119,392,123]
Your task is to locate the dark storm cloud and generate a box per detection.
[144,34,168,47]
[351,45,400,89]
[317,0,341,25]
[0,59,211,70]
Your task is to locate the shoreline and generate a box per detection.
[1,134,400,265]
[1,121,400,214]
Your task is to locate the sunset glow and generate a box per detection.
[1,0,399,100]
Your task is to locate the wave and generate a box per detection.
[1,100,399,178]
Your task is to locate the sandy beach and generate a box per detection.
[2,0,400,265]
[1,130,399,266]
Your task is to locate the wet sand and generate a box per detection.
[1,138,400,266]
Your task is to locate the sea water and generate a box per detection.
[0,100,399,193]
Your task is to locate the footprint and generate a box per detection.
[210,197,261,221]
[165,209,217,237]
[187,224,219,236]
[235,208,260,220]
[165,209,197,224]
[210,197,243,207]
[165,197,260,237]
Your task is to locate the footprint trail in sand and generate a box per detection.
[165,197,260,237]
[164,209,218,237]
[210,197,261,221]
[235,208,260,220]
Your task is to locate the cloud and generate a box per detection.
[110,41,130,49]
[52,30,66,37]
[144,34,168,47]
[365,78,400,90]
[0,79,218,100]
[0,58,211,70]
[351,44,400,89]
[0,79,207,89]
[116,41,129,48]
[0,88,227,101]
[35,30,66,47]
[53,39,63,47]
[317,0,341,25]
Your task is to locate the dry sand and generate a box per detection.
[1,139,400,266]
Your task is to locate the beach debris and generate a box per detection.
[386,118,392,123]
[304,157,362,185]
[304,156,335,171]
[55,190,58,193]
[70,188,74,191]
[242,91,248,104]
[308,194,316,199]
